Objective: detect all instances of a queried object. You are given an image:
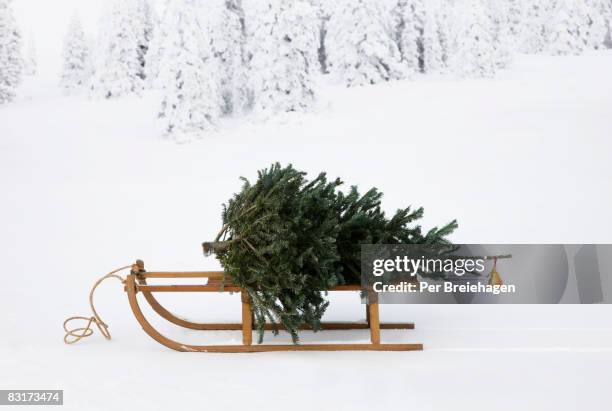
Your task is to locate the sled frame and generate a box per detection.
[125,261,423,352]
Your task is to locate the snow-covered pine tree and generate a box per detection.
[60,13,90,94]
[213,0,249,115]
[547,0,587,55]
[90,0,143,98]
[601,0,612,48]
[249,0,318,113]
[393,0,423,76]
[422,0,444,74]
[603,1,612,47]
[135,0,155,81]
[0,0,22,104]
[506,0,524,40]
[581,0,609,50]
[143,7,163,88]
[453,0,496,78]
[520,1,551,53]
[327,0,405,86]
[488,0,513,68]
[24,34,36,76]
[309,0,334,73]
[437,1,454,69]
[157,0,219,140]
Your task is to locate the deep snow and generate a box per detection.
[1,52,612,411]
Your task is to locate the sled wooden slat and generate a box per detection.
[125,261,423,353]
[119,321,413,331]
[168,344,423,352]
[133,284,363,293]
[134,284,244,292]
[139,271,225,279]
[241,291,252,346]
[368,302,381,345]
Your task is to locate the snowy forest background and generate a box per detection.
[2,2,612,409]
[2,0,612,140]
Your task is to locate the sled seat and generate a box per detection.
[125,260,422,352]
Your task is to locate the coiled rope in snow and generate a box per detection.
[63,264,133,344]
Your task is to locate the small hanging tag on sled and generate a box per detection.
[488,257,503,286]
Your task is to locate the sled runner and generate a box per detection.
[126,260,423,352]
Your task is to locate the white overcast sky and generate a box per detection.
[14,0,106,77]
[14,0,162,78]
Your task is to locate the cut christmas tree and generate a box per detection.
[203,163,457,343]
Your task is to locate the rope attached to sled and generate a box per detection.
[63,264,133,344]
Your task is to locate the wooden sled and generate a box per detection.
[126,260,423,352]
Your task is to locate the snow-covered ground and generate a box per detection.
[1,52,612,410]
